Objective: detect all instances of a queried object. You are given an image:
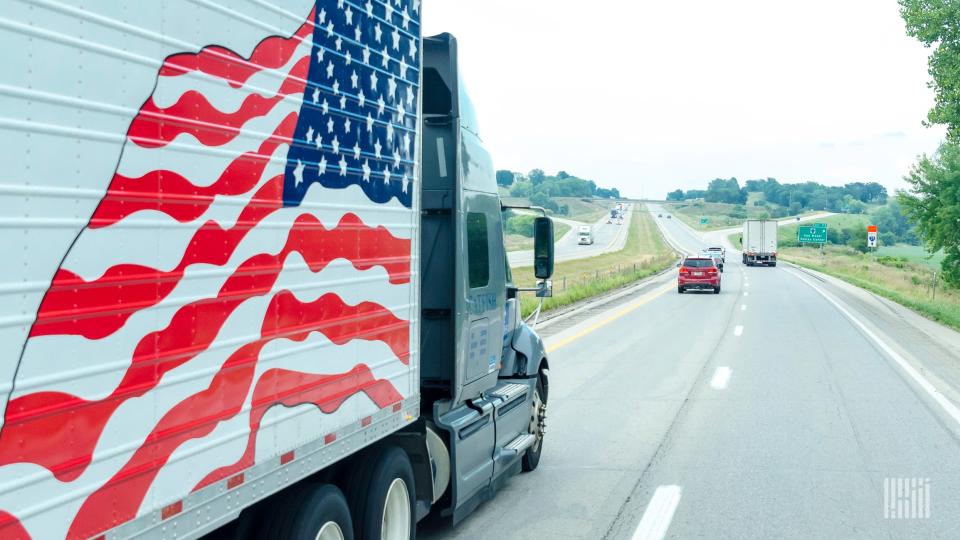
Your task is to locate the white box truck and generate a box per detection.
[0,4,554,539]
[742,220,778,266]
[578,225,594,245]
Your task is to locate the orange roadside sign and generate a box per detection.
[867,225,877,233]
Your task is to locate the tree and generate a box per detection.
[495,170,515,187]
[666,189,685,201]
[528,169,546,185]
[556,170,570,179]
[900,0,960,141]
[900,141,960,286]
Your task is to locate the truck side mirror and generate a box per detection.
[533,217,554,279]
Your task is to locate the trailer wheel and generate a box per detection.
[346,447,415,540]
[522,375,547,472]
[260,483,354,540]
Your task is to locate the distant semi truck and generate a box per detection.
[742,220,778,266]
[578,225,594,245]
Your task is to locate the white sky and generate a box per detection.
[423,0,946,199]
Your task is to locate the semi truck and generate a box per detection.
[578,225,594,245]
[0,3,554,539]
[742,219,779,266]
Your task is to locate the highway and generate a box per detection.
[422,203,960,539]
[507,205,631,267]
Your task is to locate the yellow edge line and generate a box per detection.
[545,280,675,353]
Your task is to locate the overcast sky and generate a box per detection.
[423,0,946,199]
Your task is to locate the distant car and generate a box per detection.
[705,246,725,262]
[678,257,721,294]
[702,251,724,272]
[658,213,663,217]
[606,219,613,224]
[666,215,672,219]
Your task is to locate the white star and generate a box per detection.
[354,25,362,42]
[366,113,374,132]
[413,0,420,14]
[337,0,344,8]
[374,138,383,159]
[386,121,394,142]
[339,95,347,109]
[319,7,327,23]
[399,57,408,79]
[327,117,335,133]
[409,38,417,60]
[339,156,348,176]
[326,21,334,37]
[406,85,414,106]
[387,76,397,100]
[344,117,352,132]
[345,5,353,24]
[322,98,330,115]
[402,173,409,193]
[381,46,391,69]
[332,135,340,154]
[374,23,382,42]
[402,8,410,30]
[318,154,328,175]
[383,166,391,185]
[370,71,379,91]
[402,132,410,156]
[332,80,340,95]
[351,70,359,88]
[362,159,371,181]
[391,28,400,51]
[312,87,320,104]
[396,100,405,121]
[315,134,323,151]
[335,36,343,51]
[363,46,371,64]
[358,89,366,108]
[316,48,325,63]
[377,96,385,116]
[326,61,334,78]
[365,0,373,16]
[385,3,394,21]
[353,142,361,159]
[305,125,315,144]
[345,50,352,66]
[393,149,401,169]
[293,160,305,187]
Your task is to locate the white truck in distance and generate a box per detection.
[742,219,778,266]
[578,225,594,245]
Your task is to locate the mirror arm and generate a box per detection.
[500,204,548,217]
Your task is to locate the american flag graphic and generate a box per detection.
[0,1,419,538]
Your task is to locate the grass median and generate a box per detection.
[512,206,676,317]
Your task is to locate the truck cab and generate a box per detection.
[418,33,554,525]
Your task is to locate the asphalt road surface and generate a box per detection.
[507,205,631,267]
[422,203,960,539]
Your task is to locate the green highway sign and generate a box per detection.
[798,224,828,243]
[700,217,709,225]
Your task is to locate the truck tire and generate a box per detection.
[260,483,354,540]
[522,375,547,472]
[346,447,415,540]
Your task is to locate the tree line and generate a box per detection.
[497,168,621,215]
[667,177,888,214]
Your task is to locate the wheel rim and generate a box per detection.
[529,387,546,452]
[315,521,345,540]
[381,478,411,540]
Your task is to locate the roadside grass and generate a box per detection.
[512,206,676,317]
[663,201,767,231]
[553,197,613,223]
[776,213,870,246]
[780,245,960,331]
[504,221,571,252]
[876,244,945,269]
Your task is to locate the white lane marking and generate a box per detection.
[734,325,744,337]
[710,366,732,390]
[793,271,960,428]
[632,485,683,540]
[741,304,747,311]
[743,291,749,296]
[744,282,750,287]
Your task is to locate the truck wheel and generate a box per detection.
[260,484,354,540]
[522,376,547,472]
[346,447,415,540]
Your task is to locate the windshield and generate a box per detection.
[683,258,715,268]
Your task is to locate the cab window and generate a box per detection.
[467,212,489,288]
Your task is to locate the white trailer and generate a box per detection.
[742,220,779,266]
[578,225,594,245]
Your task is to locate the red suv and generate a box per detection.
[678,256,721,294]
